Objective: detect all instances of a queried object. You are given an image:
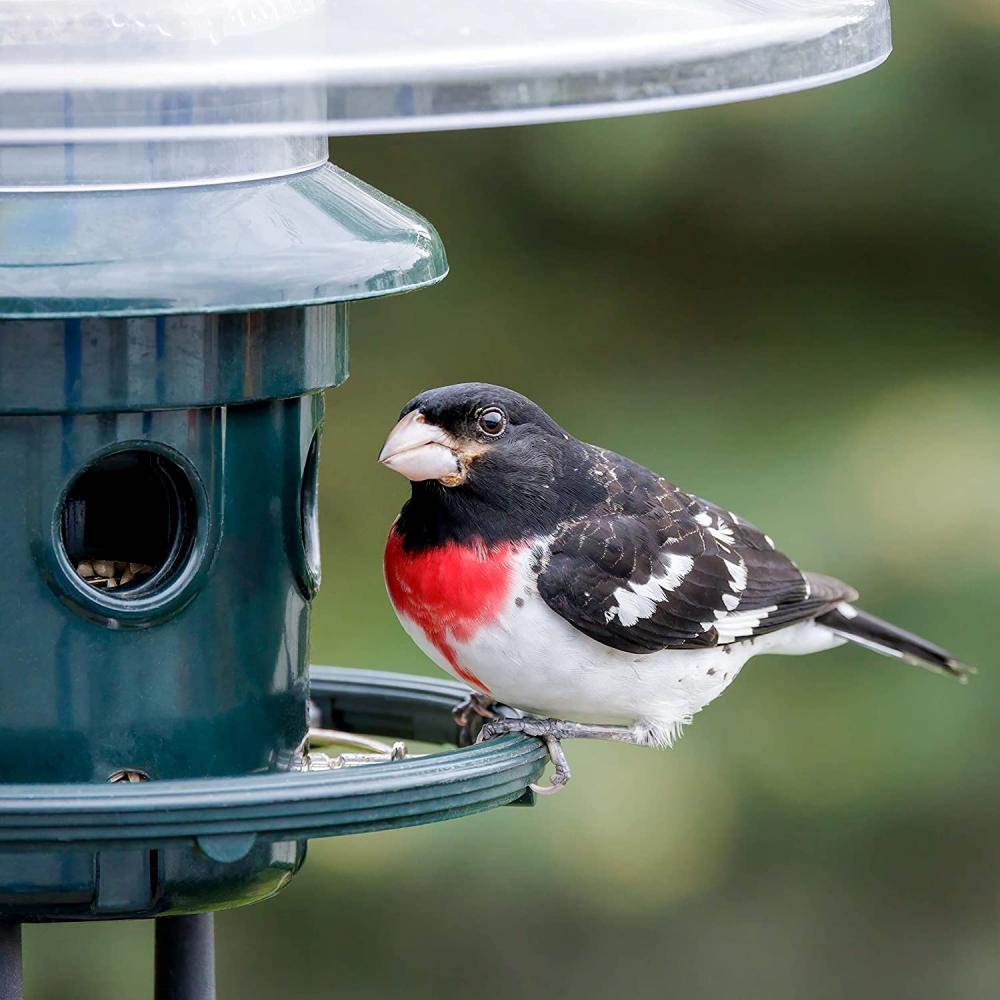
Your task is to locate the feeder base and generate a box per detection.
[0,840,304,923]
[0,667,546,921]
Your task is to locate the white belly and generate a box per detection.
[392,551,844,746]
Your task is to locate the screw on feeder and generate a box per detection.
[107,769,152,784]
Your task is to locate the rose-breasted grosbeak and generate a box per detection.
[380,383,970,793]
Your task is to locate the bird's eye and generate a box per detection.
[477,407,507,437]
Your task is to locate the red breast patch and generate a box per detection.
[384,528,519,693]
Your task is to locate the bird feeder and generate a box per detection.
[0,1,891,996]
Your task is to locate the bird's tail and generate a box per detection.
[817,604,974,682]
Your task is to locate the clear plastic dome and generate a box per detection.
[0,0,892,142]
[0,0,889,316]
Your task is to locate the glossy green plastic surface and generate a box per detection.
[0,306,348,790]
[0,163,448,318]
[0,306,348,413]
[0,391,327,782]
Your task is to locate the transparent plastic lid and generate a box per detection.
[0,0,892,142]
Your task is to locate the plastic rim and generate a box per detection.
[0,667,548,849]
[0,1,892,140]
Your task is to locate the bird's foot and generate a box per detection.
[476,717,642,795]
[452,691,498,747]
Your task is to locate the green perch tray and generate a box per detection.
[0,667,547,853]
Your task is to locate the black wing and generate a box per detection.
[536,472,855,655]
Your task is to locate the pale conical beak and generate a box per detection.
[378,409,462,483]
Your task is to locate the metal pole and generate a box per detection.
[0,922,23,1000]
[155,914,216,1000]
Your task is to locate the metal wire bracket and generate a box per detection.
[303,727,413,770]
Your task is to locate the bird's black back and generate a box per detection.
[391,383,855,654]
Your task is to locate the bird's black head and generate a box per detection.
[379,383,598,549]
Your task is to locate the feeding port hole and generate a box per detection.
[61,450,197,597]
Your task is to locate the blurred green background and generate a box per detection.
[25,3,1000,997]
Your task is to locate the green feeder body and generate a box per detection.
[0,147,447,918]
[0,310,341,787]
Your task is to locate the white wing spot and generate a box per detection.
[605,553,694,627]
[695,509,735,549]
[709,523,736,548]
[722,558,748,592]
[715,604,778,642]
[660,552,694,590]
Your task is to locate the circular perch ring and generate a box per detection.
[0,667,547,851]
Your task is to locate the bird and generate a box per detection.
[379,383,971,793]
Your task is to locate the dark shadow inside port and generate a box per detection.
[61,451,196,597]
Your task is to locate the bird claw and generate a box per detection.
[476,717,573,794]
[530,736,572,795]
[452,691,498,747]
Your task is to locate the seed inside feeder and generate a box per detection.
[76,560,154,590]
[61,451,197,601]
